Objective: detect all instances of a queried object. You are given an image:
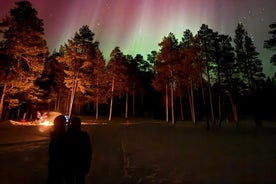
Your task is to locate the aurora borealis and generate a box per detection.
[1,0,276,76]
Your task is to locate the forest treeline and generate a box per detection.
[0,1,276,127]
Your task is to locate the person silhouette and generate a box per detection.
[65,116,92,184]
[48,115,67,184]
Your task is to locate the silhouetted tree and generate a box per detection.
[147,51,158,72]
[126,54,144,117]
[180,29,194,48]
[142,51,159,116]
[264,22,276,66]
[234,23,265,93]
[213,34,238,124]
[196,24,217,128]
[234,23,265,127]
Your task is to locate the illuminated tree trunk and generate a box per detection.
[229,95,238,123]
[0,83,7,119]
[95,75,99,120]
[108,77,115,121]
[68,79,78,118]
[95,93,99,120]
[55,89,61,112]
[65,92,70,114]
[17,107,21,120]
[54,92,58,111]
[166,83,169,123]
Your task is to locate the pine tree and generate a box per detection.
[234,23,265,127]
[57,25,98,117]
[264,22,276,66]
[234,23,265,92]
[43,52,68,112]
[107,47,129,121]
[126,54,146,117]
[91,49,107,120]
[178,29,202,123]
[0,0,48,119]
[196,24,217,126]
[153,33,179,124]
[213,34,238,123]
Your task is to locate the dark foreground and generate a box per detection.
[0,119,276,184]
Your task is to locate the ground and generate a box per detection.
[0,117,276,184]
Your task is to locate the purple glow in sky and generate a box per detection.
[1,0,276,76]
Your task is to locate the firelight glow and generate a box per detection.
[0,0,276,76]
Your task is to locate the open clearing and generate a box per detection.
[0,118,276,183]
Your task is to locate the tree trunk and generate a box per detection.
[108,77,115,121]
[208,83,214,123]
[69,79,78,117]
[229,95,238,123]
[56,89,61,112]
[54,92,57,111]
[65,91,70,114]
[201,77,210,130]
[204,58,214,124]
[234,104,238,122]
[132,89,135,117]
[204,43,214,126]
[170,84,175,125]
[179,96,184,121]
[96,95,99,120]
[166,83,169,123]
[96,77,99,120]
[23,112,26,120]
[200,76,206,104]
[218,95,222,127]
[125,92,128,119]
[17,107,20,120]
[141,93,144,105]
[5,108,9,120]
[0,83,7,119]
[189,81,196,124]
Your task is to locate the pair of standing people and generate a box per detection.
[48,115,92,184]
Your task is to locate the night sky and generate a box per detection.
[1,0,276,76]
